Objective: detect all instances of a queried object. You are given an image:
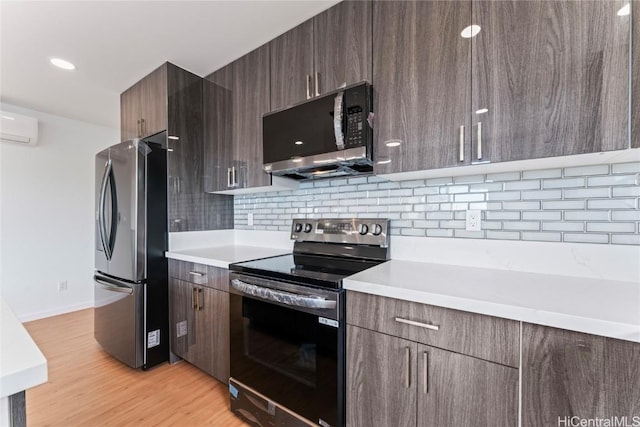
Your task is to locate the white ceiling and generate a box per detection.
[0,0,340,129]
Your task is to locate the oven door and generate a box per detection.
[229,273,343,427]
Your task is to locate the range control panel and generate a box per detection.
[291,218,389,246]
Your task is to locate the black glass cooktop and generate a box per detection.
[229,253,385,289]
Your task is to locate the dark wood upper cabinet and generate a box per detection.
[522,323,640,426]
[120,62,233,232]
[313,0,372,96]
[232,44,271,189]
[373,0,472,175]
[269,20,314,111]
[633,0,639,149]
[472,0,631,163]
[375,0,632,175]
[203,64,234,193]
[270,0,372,111]
[120,64,167,140]
[204,44,271,192]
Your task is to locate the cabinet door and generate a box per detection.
[203,65,234,193]
[169,278,195,361]
[167,64,205,231]
[120,83,141,141]
[313,0,372,96]
[140,63,168,138]
[472,0,630,163]
[373,0,472,175]
[633,0,639,148]
[191,286,229,382]
[418,345,517,427]
[233,44,271,189]
[522,324,606,425]
[603,337,640,416]
[346,325,417,427]
[270,20,314,111]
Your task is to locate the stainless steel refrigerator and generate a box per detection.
[94,133,168,370]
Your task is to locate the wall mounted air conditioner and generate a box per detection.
[0,111,38,146]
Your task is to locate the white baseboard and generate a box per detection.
[19,300,94,323]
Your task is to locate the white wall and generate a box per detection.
[0,103,118,321]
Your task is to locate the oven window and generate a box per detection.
[244,297,317,387]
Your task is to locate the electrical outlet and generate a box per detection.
[465,210,481,231]
[247,212,254,226]
[57,280,68,292]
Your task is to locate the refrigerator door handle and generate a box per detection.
[98,160,112,259]
[94,274,134,295]
[106,164,118,258]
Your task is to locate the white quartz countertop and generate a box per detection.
[165,245,289,269]
[344,260,640,343]
[0,299,47,398]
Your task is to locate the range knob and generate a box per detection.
[304,223,313,233]
[358,224,369,235]
[372,224,383,236]
[294,223,303,233]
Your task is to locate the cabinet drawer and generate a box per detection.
[346,291,519,367]
[168,259,228,291]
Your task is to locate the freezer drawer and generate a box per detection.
[94,273,144,368]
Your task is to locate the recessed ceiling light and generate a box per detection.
[617,3,630,16]
[461,25,481,38]
[294,141,303,145]
[50,58,76,70]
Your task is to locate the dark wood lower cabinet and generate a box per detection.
[346,325,417,427]
[346,325,517,427]
[419,345,518,426]
[522,323,640,426]
[169,267,229,384]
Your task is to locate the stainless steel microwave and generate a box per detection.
[263,82,373,180]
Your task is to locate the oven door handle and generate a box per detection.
[231,279,337,309]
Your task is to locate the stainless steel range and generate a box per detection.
[228,218,390,427]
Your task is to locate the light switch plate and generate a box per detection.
[466,210,481,231]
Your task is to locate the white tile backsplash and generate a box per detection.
[234,161,640,246]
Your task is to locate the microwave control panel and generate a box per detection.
[344,84,371,148]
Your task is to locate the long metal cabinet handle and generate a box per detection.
[198,288,203,311]
[459,125,465,162]
[395,317,440,331]
[477,121,482,160]
[315,72,320,96]
[404,347,411,388]
[306,75,312,99]
[192,287,198,310]
[232,166,238,187]
[231,279,336,309]
[423,351,429,394]
[227,168,232,188]
[189,271,205,277]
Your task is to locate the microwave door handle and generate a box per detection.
[98,160,112,260]
[231,279,336,309]
[333,91,345,150]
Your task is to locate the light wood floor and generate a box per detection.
[24,308,248,426]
